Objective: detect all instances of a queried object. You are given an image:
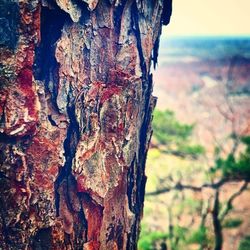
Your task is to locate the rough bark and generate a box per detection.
[0,0,171,249]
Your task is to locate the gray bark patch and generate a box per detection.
[0,0,19,50]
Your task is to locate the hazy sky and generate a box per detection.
[163,0,250,37]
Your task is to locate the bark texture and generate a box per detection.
[0,0,171,249]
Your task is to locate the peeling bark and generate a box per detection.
[0,0,172,249]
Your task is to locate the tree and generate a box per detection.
[152,109,204,158]
[145,109,250,250]
[0,0,172,249]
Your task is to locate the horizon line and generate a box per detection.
[164,34,250,38]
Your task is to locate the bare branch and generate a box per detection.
[146,178,249,196]
[146,179,228,196]
[220,181,248,222]
[200,196,212,227]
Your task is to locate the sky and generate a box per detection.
[163,0,250,37]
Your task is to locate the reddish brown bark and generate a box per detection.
[0,0,171,249]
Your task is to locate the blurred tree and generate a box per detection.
[144,109,250,250]
[153,110,204,158]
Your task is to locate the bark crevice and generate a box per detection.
[34,5,71,112]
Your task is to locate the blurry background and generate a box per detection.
[139,1,250,249]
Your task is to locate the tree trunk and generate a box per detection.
[0,0,171,249]
[212,190,223,250]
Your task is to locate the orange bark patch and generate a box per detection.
[82,197,103,249]
[18,68,37,117]
[100,85,121,104]
[84,241,100,250]
[26,134,63,190]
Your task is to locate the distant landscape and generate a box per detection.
[140,37,250,250]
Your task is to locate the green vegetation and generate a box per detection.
[213,136,250,179]
[187,226,208,245]
[138,225,168,250]
[176,198,201,214]
[239,235,250,250]
[140,109,249,250]
[152,110,204,158]
[173,225,188,242]
[223,218,243,228]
